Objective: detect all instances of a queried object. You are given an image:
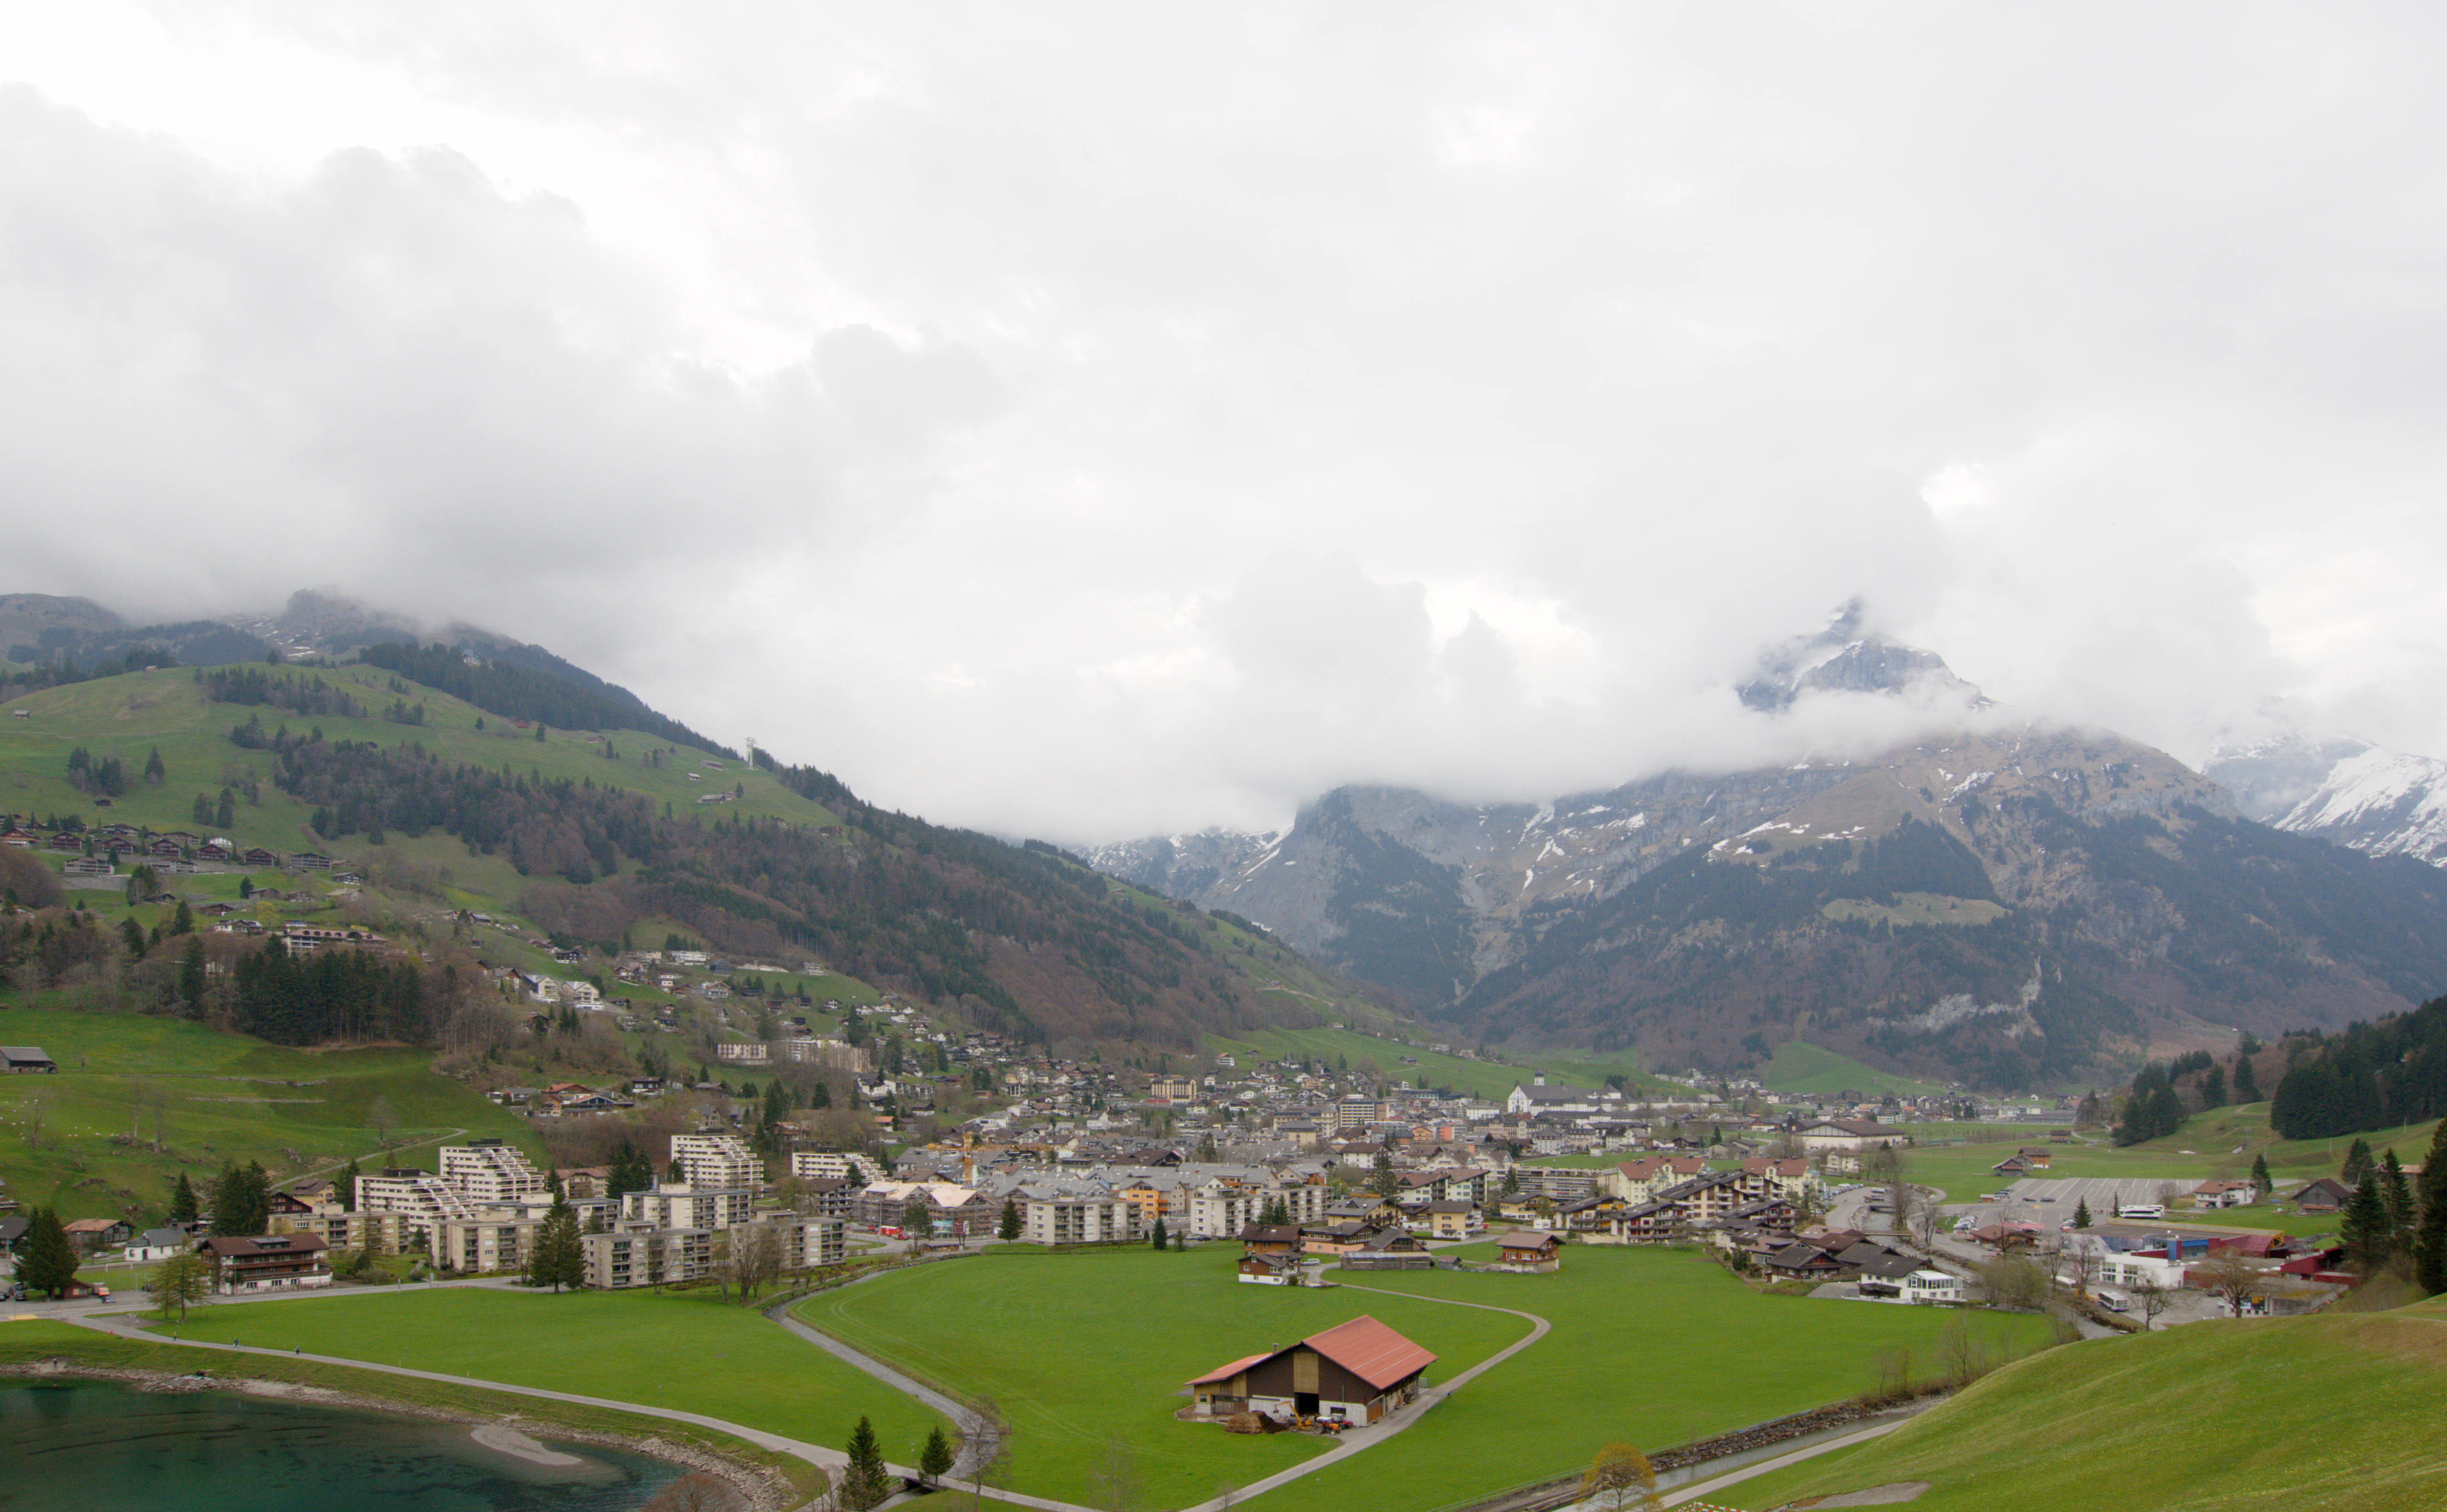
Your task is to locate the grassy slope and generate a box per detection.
[0,1317,833,1501]
[1202,1025,1668,1102]
[801,1242,2052,1512]
[0,666,845,860]
[144,1284,947,1460]
[0,1006,539,1225]
[1759,1039,1954,1099]
[1722,1304,2447,1511]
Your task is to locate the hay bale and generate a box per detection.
[1224,1412,1270,1434]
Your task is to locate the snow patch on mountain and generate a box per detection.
[2276,746,2447,867]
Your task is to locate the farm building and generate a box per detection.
[1188,1315,1436,1424]
[1,1047,56,1073]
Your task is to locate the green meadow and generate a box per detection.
[1202,1025,1667,1102]
[1759,1038,1955,1098]
[148,1284,947,1461]
[799,1242,2053,1512]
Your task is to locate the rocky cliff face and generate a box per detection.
[1094,618,2447,1089]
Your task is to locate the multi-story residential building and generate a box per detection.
[671,1133,761,1191]
[353,1167,478,1254]
[439,1139,549,1203]
[788,1150,870,1184]
[582,1226,714,1289]
[1022,1193,1140,1246]
[1186,1189,1254,1239]
[776,1216,847,1271]
[199,1234,333,1295]
[854,1181,991,1237]
[621,1183,754,1232]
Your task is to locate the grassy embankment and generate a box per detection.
[1721,1297,2447,1511]
[0,1316,834,1502]
[799,1242,2054,1512]
[114,1283,947,1464]
[0,1005,538,1226]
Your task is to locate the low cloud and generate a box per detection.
[5,8,2446,842]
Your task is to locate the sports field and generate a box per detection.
[799,1243,2054,1512]
[152,1284,947,1459]
[1721,1303,2447,1511]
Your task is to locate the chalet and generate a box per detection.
[1340,1230,1434,1271]
[63,1217,133,1251]
[1495,1233,1563,1273]
[63,855,113,877]
[292,852,336,870]
[1238,1250,1308,1285]
[2194,1180,2258,1209]
[49,832,84,852]
[1,1047,58,1074]
[1188,1315,1436,1424]
[147,838,185,858]
[1238,1224,1305,1255]
[241,848,282,868]
[1759,1240,1848,1280]
[199,1233,333,1294]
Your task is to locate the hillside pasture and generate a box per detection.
[0,1005,538,1224]
[1760,1038,1955,1098]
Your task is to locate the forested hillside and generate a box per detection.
[2269,995,2447,1139]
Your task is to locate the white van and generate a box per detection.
[2116,1203,2166,1221]
[2094,1289,2131,1313]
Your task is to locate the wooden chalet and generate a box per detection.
[1188,1315,1437,1424]
[1495,1232,1562,1272]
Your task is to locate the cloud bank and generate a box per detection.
[4,5,2445,841]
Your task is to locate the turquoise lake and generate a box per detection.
[0,1380,689,1510]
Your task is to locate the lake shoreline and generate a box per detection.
[1,1357,794,1510]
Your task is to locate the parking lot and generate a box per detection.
[1940,1174,2227,1231]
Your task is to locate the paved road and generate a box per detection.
[764,1270,1004,1482]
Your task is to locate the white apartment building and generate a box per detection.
[439,1139,548,1203]
[1186,1190,1254,1239]
[583,1226,714,1289]
[622,1182,755,1232]
[789,1150,869,1183]
[354,1168,477,1231]
[1023,1194,1141,1246]
[671,1133,761,1191]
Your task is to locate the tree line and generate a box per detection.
[2269,994,2447,1141]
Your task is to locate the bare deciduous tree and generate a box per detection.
[641,1471,746,1512]
[2129,1271,2171,1331]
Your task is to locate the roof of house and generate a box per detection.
[1188,1315,1438,1392]
[200,1234,329,1256]
[62,1218,124,1234]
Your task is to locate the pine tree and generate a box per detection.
[170,1172,199,1226]
[207,1162,271,1236]
[2249,1153,2273,1196]
[838,1416,892,1511]
[2200,1064,2227,1109]
[178,937,205,1010]
[2413,1118,2447,1296]
[143,746,167,785]
[2341,1175,2393,1272]
[18,1207,80,1299]
[2380,1149,2415,1244]
[338,1159,361,1213]
[547,1167,565,1201]
[1172,1227,1185,1252]
[2233,1053,2259,1103]
[1150,1217,1168,1250]
[2073,1198,2092,1229]
[998,1198,1022,1242]
[918,1426,955,1487]
[526,1196,585,1293]
[2343,1137,2375,1186]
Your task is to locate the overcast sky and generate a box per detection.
[6,5,2445,842]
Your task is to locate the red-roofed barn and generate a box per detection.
[1187,1315,1437,1424]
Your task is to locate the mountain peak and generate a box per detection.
[1735,598,1988,713]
